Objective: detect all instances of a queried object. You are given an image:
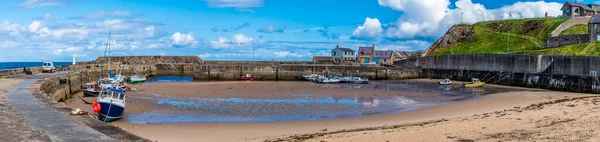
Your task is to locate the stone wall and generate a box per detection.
[94,56,204,65]
[39,65,155,102]
[546,34,589,48]
[190,64,421,81]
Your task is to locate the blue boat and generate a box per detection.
[96,87,126,122]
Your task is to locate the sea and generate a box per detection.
[0,62,73,70]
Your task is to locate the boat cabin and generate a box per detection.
[100,87,126,101]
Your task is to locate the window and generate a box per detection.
[361,52,364,55]
[332,52,336,56]
[595,24,599,29]
[351,52,354,55]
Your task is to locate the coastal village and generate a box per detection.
[3,1,600,142]
[313,44,422,66]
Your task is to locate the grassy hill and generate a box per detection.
[559,24,588,35]
[427,18,577,56]
[522,41,600,56]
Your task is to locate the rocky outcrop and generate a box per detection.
[423,25,475,56]
[94,56,204,65]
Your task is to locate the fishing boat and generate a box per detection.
[439,78,453,85]
[83,81,101,97]
[461,78,485,88]
[350,77,369,84]
[339,76,352,83]
[237,74,254,81]
[301,74,317,80]
[318,77,341,84]
[130,72,146,83]
[94,87,126,122]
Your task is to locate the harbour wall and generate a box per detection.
[38,63,420,102]
[153,64,421,81]
[39,65,155,101]
[394,55,600,93]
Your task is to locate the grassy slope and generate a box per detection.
[429,26,537,56]
[429,18,572,56]
[559,24,588,35]
[522,41,600,56]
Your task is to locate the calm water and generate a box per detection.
[0,62,72,70]
[146,76,194,83]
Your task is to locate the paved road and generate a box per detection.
[7,79,117,142]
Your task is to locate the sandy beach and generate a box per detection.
[61,79,600,142]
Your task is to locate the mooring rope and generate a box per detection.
[490,73,512,84]
[480,70,493,81]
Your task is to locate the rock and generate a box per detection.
[321,128,328,131]
[423,25,475,56]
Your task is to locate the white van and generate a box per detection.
[42,62,56,73]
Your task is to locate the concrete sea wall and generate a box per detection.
[400,55,600,93]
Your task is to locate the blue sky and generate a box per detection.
[0,0,585,62]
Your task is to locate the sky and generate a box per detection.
[0,0,587,62]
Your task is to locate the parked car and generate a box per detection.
[42,62,56,73]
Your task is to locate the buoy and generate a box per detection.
[92,100,101,113]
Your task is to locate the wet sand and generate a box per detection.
[63,79,585,142]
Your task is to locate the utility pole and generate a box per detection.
[253,45,256,61]
[460,12,463,24]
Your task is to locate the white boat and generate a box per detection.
[83,82,101,97]
[439,78,453,85]
[350,77,369,84]
[130,72,146,83]
[318,77,341,83]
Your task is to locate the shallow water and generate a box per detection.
[146,76,194,83]
[122,81,515,123]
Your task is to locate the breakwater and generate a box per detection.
[37,62,419,102]
[394,55,600,93]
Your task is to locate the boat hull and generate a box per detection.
[97,101,125,122]
[130,79,146,83]
[83,90,99,97]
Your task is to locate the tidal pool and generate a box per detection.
[121,81,517,123]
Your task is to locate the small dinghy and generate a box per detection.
[130,72,146,83]
[439,78,453,85]
[237,74,254,81]
[461,78,485,88]
[350,77,369,84]
[318,77,341,84]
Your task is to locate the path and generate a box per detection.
[480,27,543,49]
[6,79,116,142]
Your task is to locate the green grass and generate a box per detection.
[429,17,572,56]
[429,26,538,56]
[520,41,600,56]
[559,24,588,35]
[474,18,568,46]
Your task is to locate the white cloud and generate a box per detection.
[204,0,264,8]
[257,26,286,33]
[78,10,133,19]
[18,0,64,8]
[50,28,88,40]
[210,34,254,49]
[376,0,562,39]
[171,32,198,47]
[197,53,212,58]
[352,17,383,39]
[0,40,19,48]
[0,20,22,37]
[274,51,306,58]
[28,20,42,32]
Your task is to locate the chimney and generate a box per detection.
[372,44,375,48]
[336,44,339,48]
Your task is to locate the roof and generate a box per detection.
[564,2,599,11]
[358,46,374,54]
[333,47,355,52]
[373,50,393,58]
[591,14,600,23]
[107,87,126,94]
